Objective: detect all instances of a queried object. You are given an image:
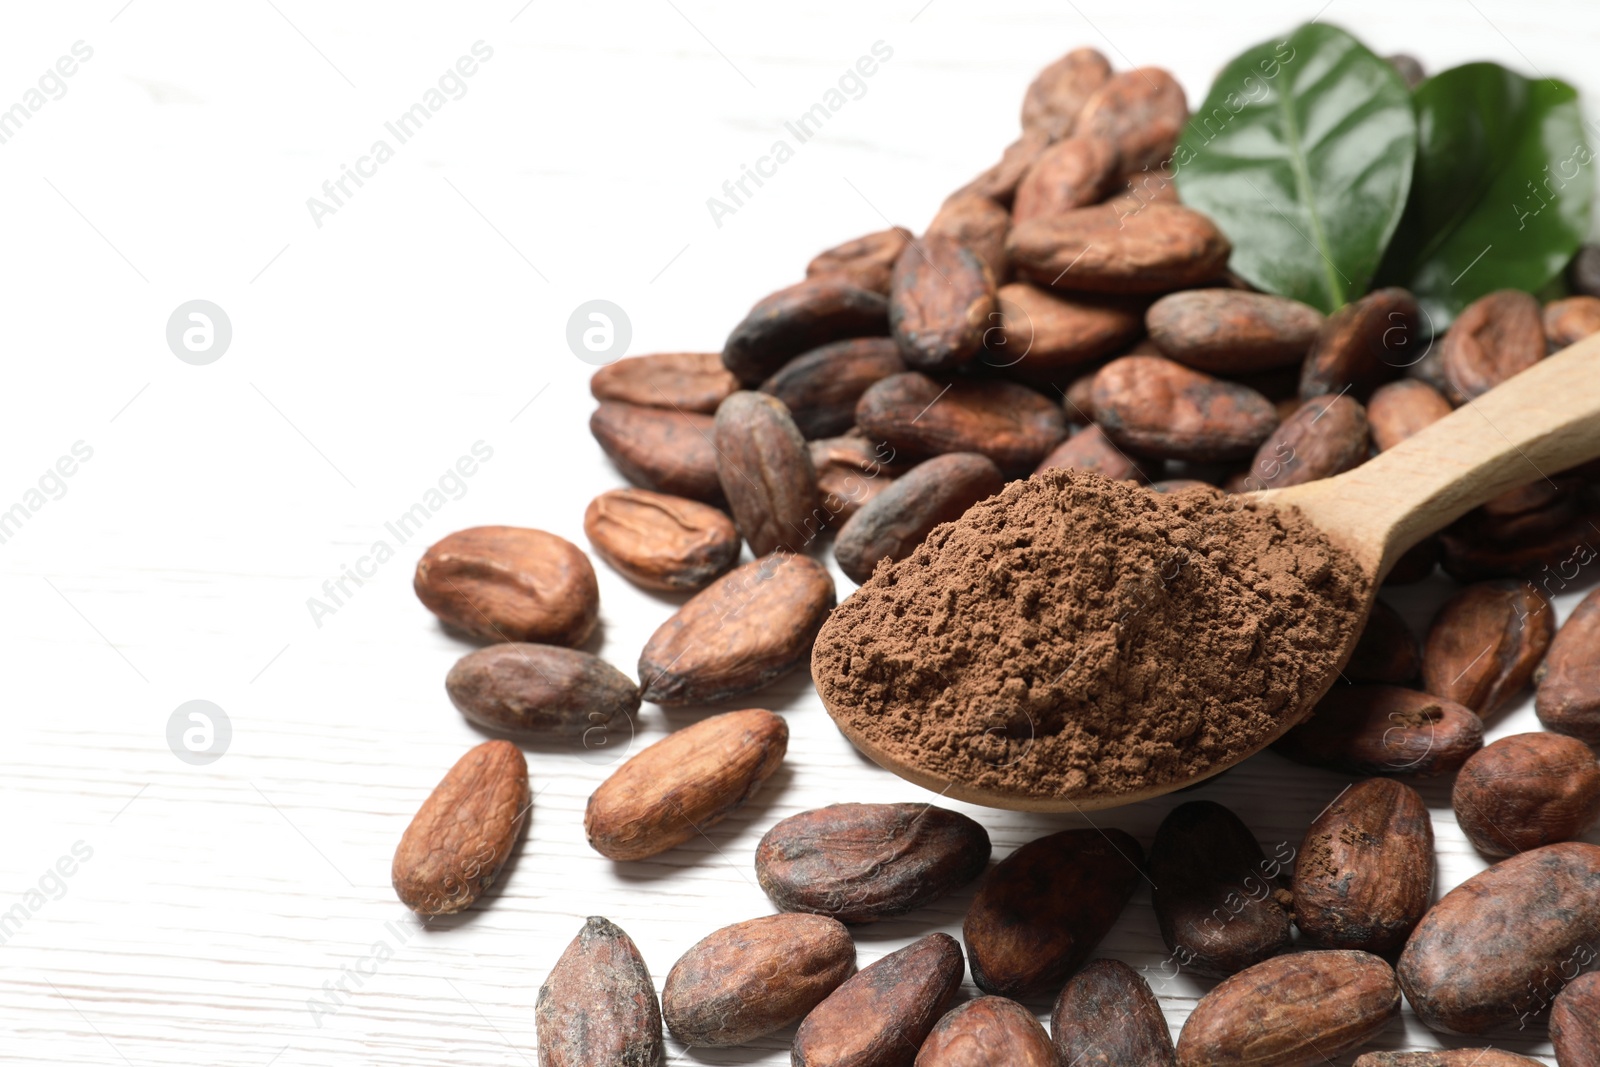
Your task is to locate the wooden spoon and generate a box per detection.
[821,333,1600,811]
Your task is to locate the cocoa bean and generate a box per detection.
[991,283,1144,375]
[714,391,820,557]
[1176,951,1400,1066]
[1091,355,1278,462]
[1104,165,1179,217]
[535,916,663,1067]
[963,827,1143,997]
[446,643,640,737]
[1008,203,1230,294]
[1538,584,1600,743]
[662,913,855,1047]
[1149,801,1292,978]
[584,488,740,592]
[1354,1053,1542,1066]
[1385,536,1441,586]
[638,553,835,705]
[1452,732,1600,857]
[1147,289,1324,374]
[1012,135,1118,223]
[1544,295,1600,350]
[810,435,906,526]
[1439,508,1600,583]
[1075,67,1188,173]
[1293,779,1433,955]
[1272,685,1483,779]
[855,372,1066,473]
[793,933,963,1067]
[1397,841,1600,1033]
[1244,394,1370,489]
[1063,368,1098,422]
[1345,599,1421,685]
[1421,580,1554,716]
[1367,379,1453,452]
[1034,424,1150,483]
[914,997,1054,1067]
[1440,289,1544,404]
[1552,970,1600,1067]
[585,708,787,861]
[761,338,907,440]
[834,453,1004,584]
[756,803,990,923]
[414,526,599,646]
[590,400,724,503]
[392,739,528,915]
[1020,47,1112,141]
[1571,244,1600,298]
[724,279,890,385]
[926,194,1009,282]
[590,351,738,414]
[1050,958,1176,1067]
[889,236,996,371]
[1300,288,1419,400]
[809,228,914,296]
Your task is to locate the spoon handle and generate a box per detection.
[1270,331,1600,575]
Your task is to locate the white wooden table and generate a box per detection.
[2,1,1597,1063]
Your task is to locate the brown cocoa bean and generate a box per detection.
[392,739,528,915]
[760,338,907,440]
[1012,135,1118,223]
[662,913,855,1047]
[1149,801,1292,979]
[1008,203,1230,294]
[1105,165,1180,217]
[585,708,787,861]
[414,526,599,646]
[1273,684,1483,779]
[589,351,738,414]
[835,453,1005,584]
[1346,600,1421,684]
[810,435,906,526]
[927,194,1009,282]
[1544,295,1600,350]
[756,803,990,923]
[1571,244,1600,298]
[992,283,1144,375]
[584,488,739,592]
[1050,958,1176,1067]
[723,278,890,385]
[1176,951,1400,1066]
[1422,580,1554,716]
[1552,970,1600,1067]
[1397,841,1600,1033]
[963,827,1143,997]
[1440,289,1544,404]
[1075,67,1188,173]
[1386,536,1441,586]
[955,129,1050,206]
[1293,779,1433,955]
[445,643,640,738]
[1354,1052,1543,1066]
[638,553,835,705]
[1300,288,1419,400]
[793,933,964,1067]
[1244,394,1370,489]
[856,372,1066,473]
[1367,379,1453,452]
[1439,507,1600,583]
[1538,584,1600,743]
[889,236,996,371]
[808,227,914,296]
[714,391,820,557]
[1091,355,1278,462]
[1147,289,1324,374]
[1020,47,1112,141]
[535,916,663,1067]
[1034,424,1150,483]
[590,400,724,503]
[1452,732,1600,858]
[914,997,1054,1067]
[1063,368,1098,422]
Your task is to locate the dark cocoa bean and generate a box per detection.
[1570,244,1600,298]
[914,997,1054,1067]
[724,279,890,385]
[1385,536,1441,585]
[1422,580,1554,716]
[927,194,1009,282]
[1012,135,1118,223]
[1544,295,1600,350]
[756,803,990,924]
[536,917,663,1067]
[1272,685,1483,779]
[809,228,914,296]
[1008,203,1230,294]
[793,933,963,1067]
[1354,1052,1542,1066]
[761,338,907,439]
[446,643,640,737]
[1452,732,1600,857]
[414,526,599,646]
[1346,600,1421,684]
[1034,424,1150,482]
[810,435,906,526]
[590,351,738,414]
[1300,288,1419,400]
[1367,379,1453,452]
[1538,584,1600,743]
[1440,289,1544,404]
[1075,67,1188,173]
[590,400,724,503]
[714,391,820,557]
[1020,47,1112,141]
[834,453,1005,584]
[890,236,996,371]
[1091,355,1278,461]
[584,488,740,592]
[1552,970,1600,1067]
[1147,289,1323,374]
[856,372,1066,473]
[1439,508,1600,583]
[1244,394,1370,489]
[1050,958,1176,1067]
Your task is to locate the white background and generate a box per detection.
[2,1,1599,1063]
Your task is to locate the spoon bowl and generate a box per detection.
[820,333,1600,811]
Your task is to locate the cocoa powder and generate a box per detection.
[813,469,1367,799]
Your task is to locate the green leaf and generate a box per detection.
[1378,63,1593,328]
[1173,23,1416,313]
